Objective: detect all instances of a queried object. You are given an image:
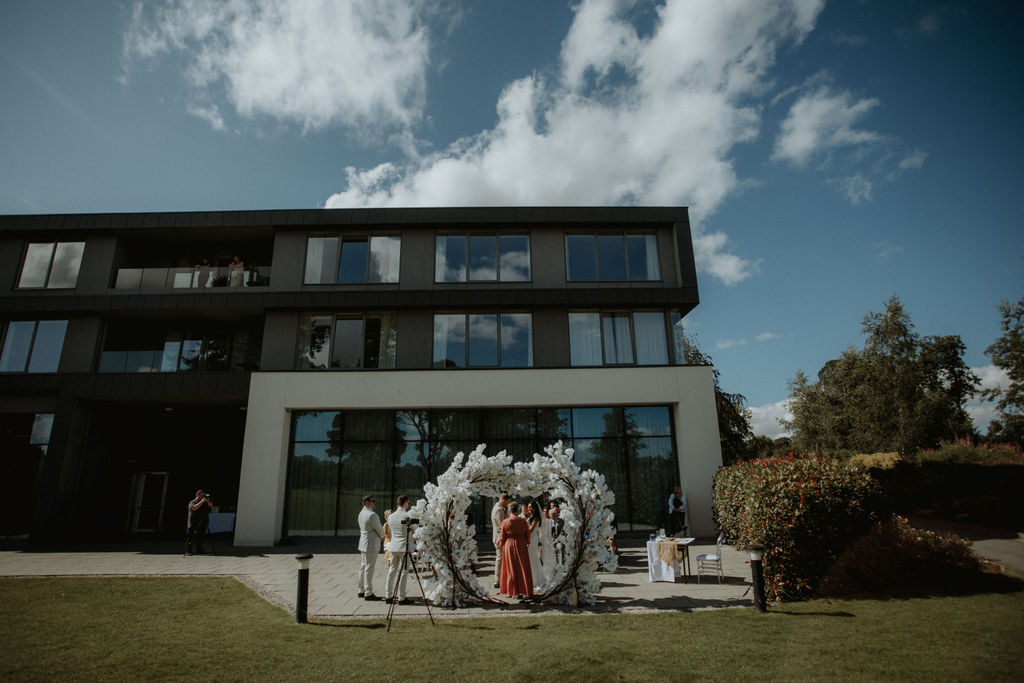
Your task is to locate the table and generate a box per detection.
[647,537,695,582]
[208,512,236,534]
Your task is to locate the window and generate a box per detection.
[284,404,677,536]
[568,311,669,366]
[18,242,85,289]
[304,234,400,284]
[432,313,533,368]
[435,234,531,282]
[98,321,261,372]
[565,234,659,281]
[295,312,397,369]
[0,320,68,373]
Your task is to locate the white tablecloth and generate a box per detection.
[208,512,236,534]
[647,538,695,582]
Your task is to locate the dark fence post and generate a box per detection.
[295,553,314,624]
[747,545,766,613]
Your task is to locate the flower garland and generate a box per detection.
[411,441,618,608]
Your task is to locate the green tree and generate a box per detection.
[984,295,1024,445]
[785,297,978,455]
[680,333,753,465]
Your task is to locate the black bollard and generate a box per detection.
[747,545,766,613]
[295,553,314,624]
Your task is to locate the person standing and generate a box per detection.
[357,494,385,600]
[228,255,245,287]
[186,489,212,555]
[490,493,510,589]
[668,485,687,536]
[498,502,533,598]
[524,501,544,590]
[385,495,414,605]
[540,504,556,576]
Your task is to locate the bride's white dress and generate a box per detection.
[540,516,556,577]
[528,520,545,589]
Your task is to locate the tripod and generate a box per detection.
[385,545,435,632]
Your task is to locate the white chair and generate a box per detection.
[696,532,724,583]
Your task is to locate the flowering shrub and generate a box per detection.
[713,454,881,602]
[816,516,981,598]
[411,441,618,607]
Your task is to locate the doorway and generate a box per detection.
[128,472,169,533]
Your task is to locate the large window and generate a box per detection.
[17,242,85,289]
[98,321,261,372]
[295,312,397,369]
[432,312,532,368]
[0,320,67,373]
[284,405,677,536]
[435,234,531,282]
[304,234,400,284]
[565,233,659,281]
[568,311,670,366]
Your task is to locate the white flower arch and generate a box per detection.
[410,441,618,607]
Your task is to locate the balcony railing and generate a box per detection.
[113,266,271,291]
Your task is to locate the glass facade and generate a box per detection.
[18,241,85,289]
[295,312,397,369]
[435,234,531,282]
[304,234,400,284]
[565,233,659,281]
[98,320,261,372]
[0,320,68,373]
[432,313,533,368]
[284,405,677,536]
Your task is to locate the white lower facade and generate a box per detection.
[234,366,723,546]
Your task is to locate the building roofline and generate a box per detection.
[0,206,688,233]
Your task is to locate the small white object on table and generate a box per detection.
[647,537,695,582]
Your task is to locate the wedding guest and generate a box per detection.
[357,494,385,600]
[524,501,544,590]
[382,508,393,567]
[540,502,556,580]
[228,255,245,287]
[490,493,510,589]
[668,485,687,536]
[498,501,533,598]
[550,503,565,563]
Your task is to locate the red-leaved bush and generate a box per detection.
[713,454,881,602]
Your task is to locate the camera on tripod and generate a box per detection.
[401,517,420,525]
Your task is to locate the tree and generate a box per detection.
[984,295,1024,446]
[784,297,978,455]
[679,333,753,465]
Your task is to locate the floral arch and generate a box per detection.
[410,441,618,608]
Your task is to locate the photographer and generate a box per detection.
[186,489,212,555]
[384,495,415,605]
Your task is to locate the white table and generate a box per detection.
[647,537,695,582]
[208,512,236,534]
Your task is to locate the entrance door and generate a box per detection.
[129,472,169,533]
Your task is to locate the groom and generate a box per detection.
[490,493,510,588]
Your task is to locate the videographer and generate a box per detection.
[186,489,212,555]
[384,495,415,605]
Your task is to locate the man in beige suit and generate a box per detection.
[490,493,510,588]
[357,494,385,600]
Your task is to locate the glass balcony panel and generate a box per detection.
[114,269,143,290]
[140,268,168,290]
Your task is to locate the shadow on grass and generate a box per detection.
[309,620,386,629]
[771,610,856,617]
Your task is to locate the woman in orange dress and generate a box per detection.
[498,501,533,598]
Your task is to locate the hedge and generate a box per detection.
[713,454,881,602]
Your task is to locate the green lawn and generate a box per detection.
[2,576,1022,681]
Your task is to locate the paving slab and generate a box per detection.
[0,537,755,619]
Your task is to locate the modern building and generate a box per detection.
[0,207,723,546]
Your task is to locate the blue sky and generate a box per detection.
[1,1,1021,437]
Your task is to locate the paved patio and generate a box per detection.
[0,536,754,619]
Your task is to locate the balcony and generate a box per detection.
[113,266,271,291]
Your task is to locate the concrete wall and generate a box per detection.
[235,365,723,545]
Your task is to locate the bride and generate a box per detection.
[524,500,546,590]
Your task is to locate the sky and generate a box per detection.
[1,0,1021,438]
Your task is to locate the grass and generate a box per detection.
[2,576,1023,681]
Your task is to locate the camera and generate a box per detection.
[401,517,420,525]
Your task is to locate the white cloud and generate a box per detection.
[756,332,782,342]
[965,364,1010,433]
[833,173,874,205]
[872,239,904,259]
[749,399,793,439]
[772,85,881,167]
[122,0,454,134]
[898,149,927,171]
[326,0,827,285]
[716,338,748,350]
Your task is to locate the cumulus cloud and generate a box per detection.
[716,338,748,350]
[756,332,782,342]
[772,85,881,166]
[749,399,793,439]
[326,0,827,285]
[121,0,453,133]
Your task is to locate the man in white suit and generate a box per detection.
[490,493,510,589]
[357,494,385,600]
[385,495,414,605]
